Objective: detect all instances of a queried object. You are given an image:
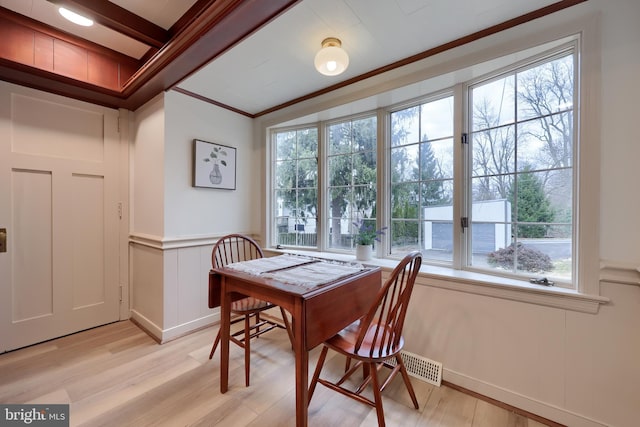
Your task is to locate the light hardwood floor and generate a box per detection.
[0,320,552,427]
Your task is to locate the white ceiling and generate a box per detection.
[1,0,564,116]
[177,0,563,115]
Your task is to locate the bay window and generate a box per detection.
[268,41,579,289]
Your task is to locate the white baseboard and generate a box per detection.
[130,310,219,343]
[160,314,219,343]
[129,310,163,341]
[444,369,608,427]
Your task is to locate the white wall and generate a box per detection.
[164,90,259,237]
[131,94,165,237]
[129,94,166,334]
[129,90,260,341]
[598,0,640,264]
[403,276,640,427]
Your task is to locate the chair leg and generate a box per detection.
[280,307,295,349]
[396,355,419,409]
[209,329,221,359]
[244,314,251,387]
[337,359,363,387]
[369,362,386,427]
[308,346,329,405]
[255,312,261,336]
[343,357,369,382]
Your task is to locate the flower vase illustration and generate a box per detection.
[209,163,222,184]
[203,146,227,185]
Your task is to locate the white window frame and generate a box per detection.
[461,46,577,288]
[384,91,457,264]
[325,112,379,254]
[270,124,320,249]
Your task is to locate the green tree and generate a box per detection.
[327,116,377,247]
[274,128,318,246]
[418,140,450,205]
[390,104,450,246]
[511,167,555,238]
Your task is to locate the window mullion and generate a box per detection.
[454,83,466,270]
[317,122,326,251]
[377,108,389,258]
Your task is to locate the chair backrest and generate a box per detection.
[211,234,264,268]
[353,251,422,359]
[208,234,264,309]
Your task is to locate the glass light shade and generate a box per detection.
[314,39,349,76]
[59,7,94,27]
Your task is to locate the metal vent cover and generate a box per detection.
[387,350,442,386]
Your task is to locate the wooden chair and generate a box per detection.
[208,234,293,387]
[308,251,422,427]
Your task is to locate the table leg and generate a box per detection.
[294,300,307,427]
[220,277,230,393]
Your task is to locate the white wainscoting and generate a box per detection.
[129,236,640,427]
[129,232,259,343]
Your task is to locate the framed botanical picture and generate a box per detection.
[193,139,237,190]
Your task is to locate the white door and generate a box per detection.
[0,82,122,352]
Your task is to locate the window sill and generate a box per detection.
[266,248,609,314]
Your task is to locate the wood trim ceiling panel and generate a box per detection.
[0,13,137,94]
[0,0,300,110]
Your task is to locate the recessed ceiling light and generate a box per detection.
[58,7,94,27]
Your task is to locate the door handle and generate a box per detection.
[0,228,6,253]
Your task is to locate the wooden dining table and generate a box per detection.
[211,256,381,427]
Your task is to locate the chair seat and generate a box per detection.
[231,297,274,313]
[326,321,404,361]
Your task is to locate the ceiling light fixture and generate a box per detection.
[314,37,349,76]
[58,7,94,27]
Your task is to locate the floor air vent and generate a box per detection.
[387,351,442,386]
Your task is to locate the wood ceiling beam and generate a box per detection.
[46,0,168,48]
[121,0,300,110]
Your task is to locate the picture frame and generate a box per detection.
[193,139,237,190]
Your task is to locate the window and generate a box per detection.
[327,115,377,250]
[272,127,318,248]
[268,42,580,290]
[467,52,574,284]
[390,96,455,263]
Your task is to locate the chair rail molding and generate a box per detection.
[599,260,640,286]
[129,231,259,250]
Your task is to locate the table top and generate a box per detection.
[212,254,380,299]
